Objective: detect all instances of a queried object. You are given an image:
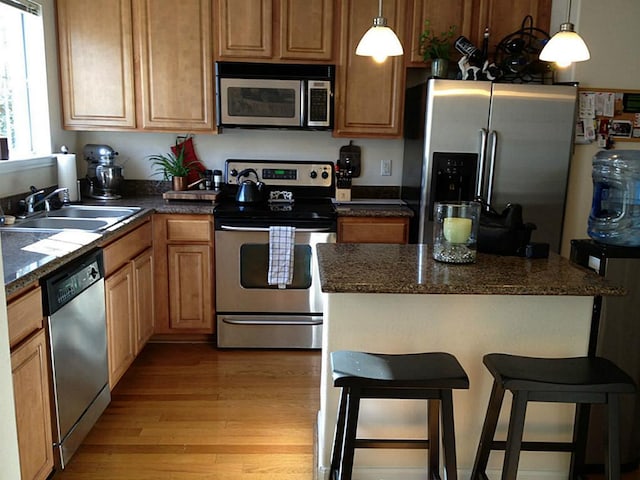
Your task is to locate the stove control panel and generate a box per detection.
[225,160,333,187]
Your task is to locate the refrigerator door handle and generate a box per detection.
[487,130,498,203]
[477,128,488,197]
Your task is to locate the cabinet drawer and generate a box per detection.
[103,221,152,276]
[166,216,212,243]
[8,286,43,349]
[338,217,409,244]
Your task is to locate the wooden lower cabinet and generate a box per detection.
[105,263,136,389]
[9,285,54,480]
[153,214,215,335]
[101,219,153,388]
[338,217,410,244]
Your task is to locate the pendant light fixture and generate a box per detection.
[355,0,403,64]
[539,0,590,68]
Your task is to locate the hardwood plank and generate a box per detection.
[53,344,320,479]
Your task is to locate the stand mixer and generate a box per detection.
[84,144,124,199]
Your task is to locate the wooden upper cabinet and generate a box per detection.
[406,0,473,66]
[280,0,334,61]
[135,0,214,131]
[215,0,334,62]
[217,0,273,58]
[57,0,136,129]
[57,0,214,132]
[470,0,552,56]
[334,0,406,138]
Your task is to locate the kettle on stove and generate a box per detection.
[235,168,265,204]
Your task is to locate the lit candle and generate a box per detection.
[443,217,472,243]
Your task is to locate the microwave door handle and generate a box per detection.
[300,80,306,127]
[486,130,498,204]
[476,128,488,198]
[219,225,333,233]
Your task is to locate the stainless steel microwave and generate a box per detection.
[215,62,334,130]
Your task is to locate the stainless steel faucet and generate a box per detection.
[22,187,70,216]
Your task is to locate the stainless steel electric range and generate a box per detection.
[213,159,336,349]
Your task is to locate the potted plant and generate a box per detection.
[148,143,193,191]
[419,20,457,78]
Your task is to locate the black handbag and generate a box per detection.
[476,200,536,256]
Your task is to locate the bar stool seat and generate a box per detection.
[330,350,469,480]
[471,353,637,480]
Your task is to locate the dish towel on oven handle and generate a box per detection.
[268,226,295,289]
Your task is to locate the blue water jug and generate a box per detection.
[588,150,640,246]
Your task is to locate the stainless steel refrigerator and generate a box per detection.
[570,239,640,470]
[402,78,578,250]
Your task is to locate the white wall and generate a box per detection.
[559,0,640,256]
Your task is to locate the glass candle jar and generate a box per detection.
[433,201,481,263]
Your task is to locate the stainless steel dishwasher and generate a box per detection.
[42,249,110,469]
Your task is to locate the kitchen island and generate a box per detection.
[315,243,623,480]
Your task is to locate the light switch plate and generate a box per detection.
[381,159,392,176]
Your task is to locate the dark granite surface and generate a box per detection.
[317,243,624,296]
[333,203,413,217]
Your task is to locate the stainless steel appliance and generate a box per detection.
[570,239,640,471]
[214,159,336,349]
[216,62,334,130]
[41,249,110,469]
[402,78,578,251]
[84,144,124,200]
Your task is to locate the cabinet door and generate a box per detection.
[338,217,409,244]
[216,0,273,59]
[470,0,551,55]
[133,248,154,353]
[280,0,334,61]
[57,0,136,129]
[407,0,473,65]
[167,244,214,330]
[11,330,54,480]
[136,0,214,131]
[105,263,136,389]
[334,0,406,138]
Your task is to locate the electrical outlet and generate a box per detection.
[381,159,392,176]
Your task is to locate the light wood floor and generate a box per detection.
[53,343,321,479]
[51,343,640,480]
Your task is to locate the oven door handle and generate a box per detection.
[218,225,333,233]
[221,317,323,326]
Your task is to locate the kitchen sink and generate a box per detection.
[45,205,141,219]
[2,205,141,232]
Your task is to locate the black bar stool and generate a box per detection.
[329,351,469,480]
[471,353,637,480]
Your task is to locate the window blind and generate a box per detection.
[0,0,41,16]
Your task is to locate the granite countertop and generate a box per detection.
[1,194,215,296]
[317,243,623,296]
[332,199,413,217]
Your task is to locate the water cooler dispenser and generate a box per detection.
[569,150,640,470]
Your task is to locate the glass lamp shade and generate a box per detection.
[539,23,590,68]
[355,24,404,63]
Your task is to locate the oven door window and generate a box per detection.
[240,244,312,289]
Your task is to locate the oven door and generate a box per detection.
[215,224,335,348]
[215,225,334,313]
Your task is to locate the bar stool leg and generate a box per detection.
[569,403,591,480]
[605,394,621,480]
[428,399,440,480]
[330,388,349,479]
[338,387,362,480]
[471,381,506,479]
[440,390,459,480]
[502,392,529,480]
